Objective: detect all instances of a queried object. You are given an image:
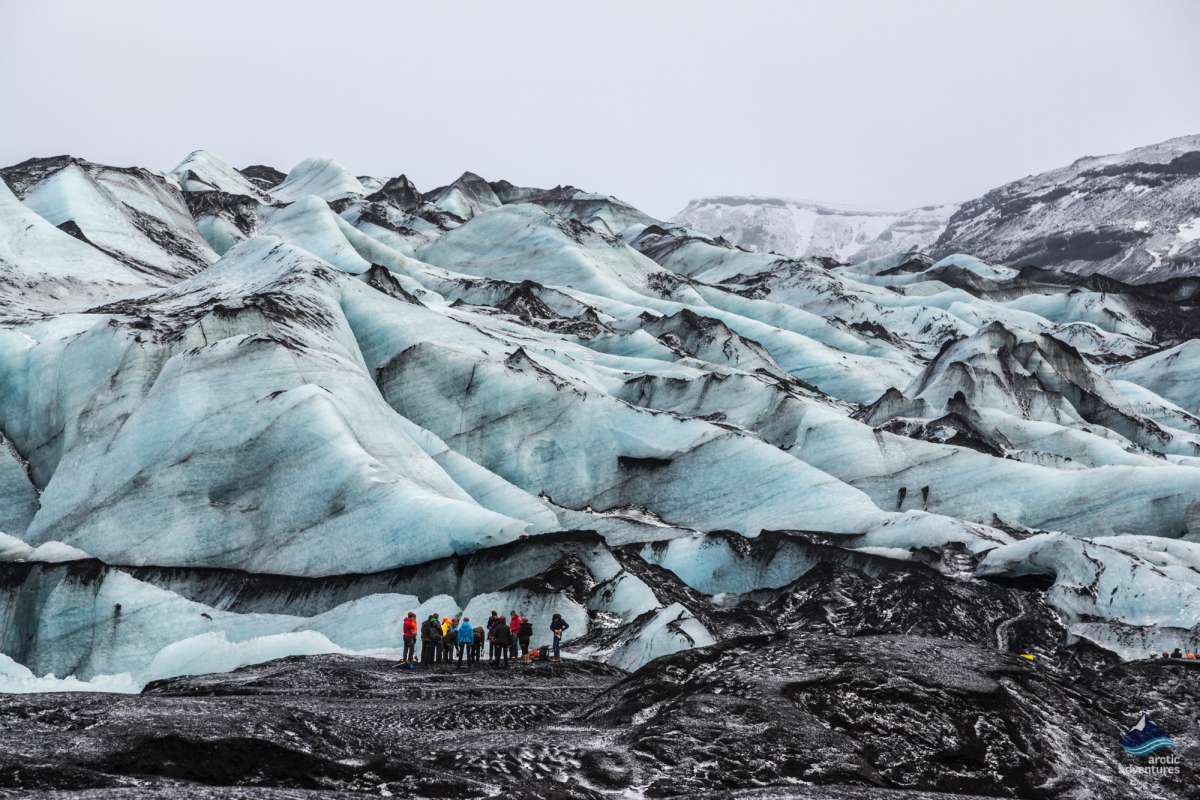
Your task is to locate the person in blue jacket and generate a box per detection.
[549,613,569,662]
[456,615,475,665]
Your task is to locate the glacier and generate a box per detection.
[1,144,1199,708]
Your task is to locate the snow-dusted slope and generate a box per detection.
[492,182,656,235]
[935,134,1200,282]
[977,534,1200,658]
[1,157,217,283]
[673,196,958,261]
[168,150,270,202]
[271,157,366,203]
[0,238,556,575]
[0,177,148,310]
[1106,339,1200,414]
[423,171,501,220]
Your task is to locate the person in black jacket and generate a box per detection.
[549,613,569,662]
[471,625,484,663]
[420,614,442,666]
[491,619,512,668]
[486,611,500,662]
[517,616,533,660]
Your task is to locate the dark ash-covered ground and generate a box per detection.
[0,536,1192,799]
[0,657,624,799]
[1,628,1197,799]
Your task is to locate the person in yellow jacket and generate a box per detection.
[441,617,455,662]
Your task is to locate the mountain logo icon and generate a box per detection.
[1120,711,1177,758]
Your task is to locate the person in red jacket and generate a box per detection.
[508,611,521,663]
[401,611,418,663]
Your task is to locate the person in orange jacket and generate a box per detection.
[401,611,418,663]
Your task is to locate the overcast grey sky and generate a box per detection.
[2,1,1199,218]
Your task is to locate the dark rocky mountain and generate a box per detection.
[934,134,1200,283]
[675,133,1200,284]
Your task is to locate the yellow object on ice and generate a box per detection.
[1019,652,1036,662]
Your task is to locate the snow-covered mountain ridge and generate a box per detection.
[1,146,1199,703]
[675,133,1200,283]
[673,194,958,263]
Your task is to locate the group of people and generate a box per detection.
[400,609,571,667]
[1156,648,1200,660]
